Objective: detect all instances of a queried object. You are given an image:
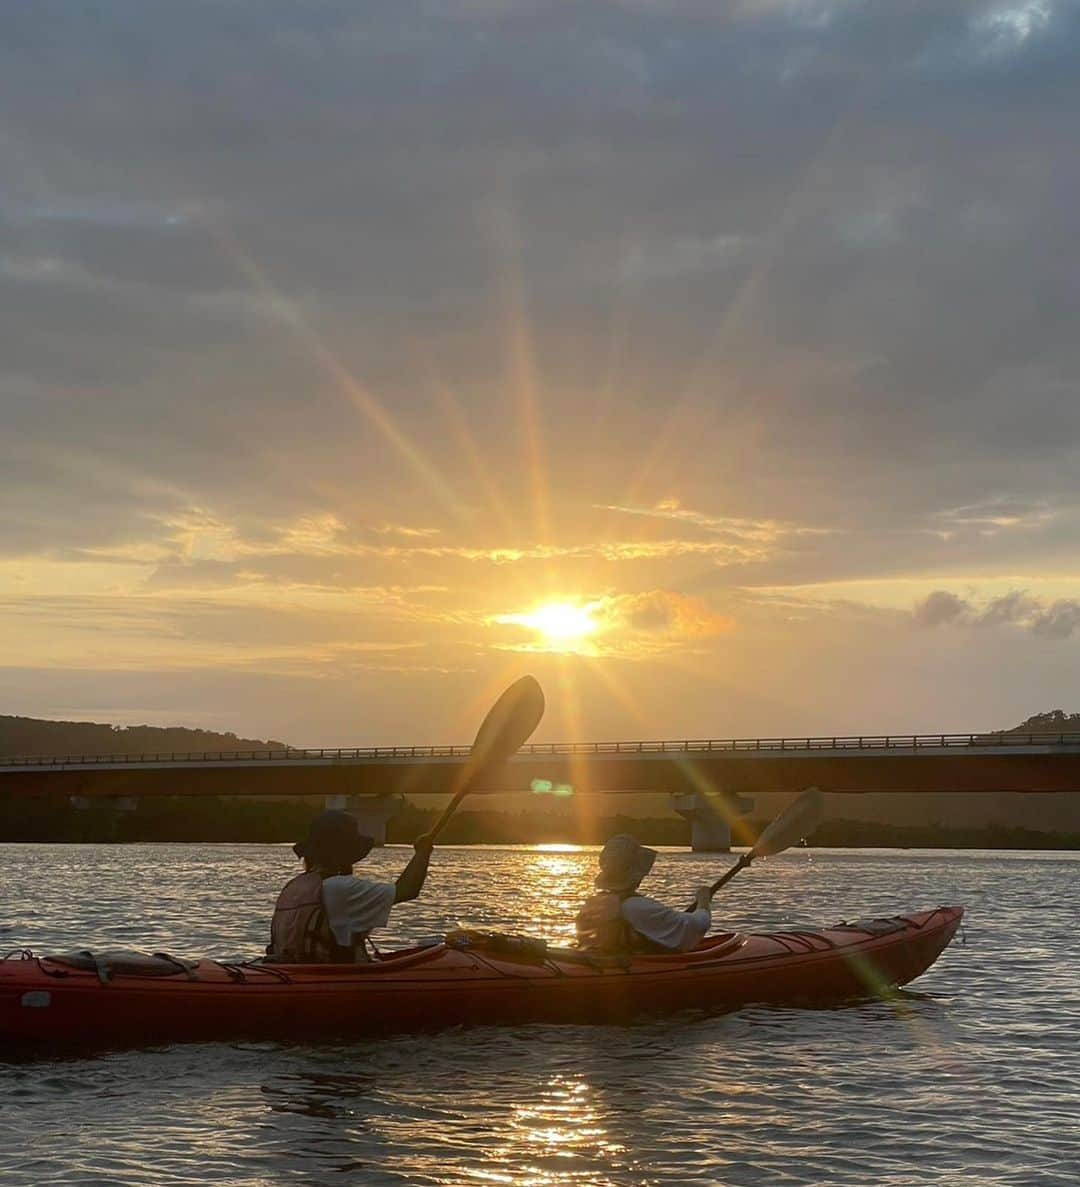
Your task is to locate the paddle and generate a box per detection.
[685,786,825,909]
[425,675,546,845]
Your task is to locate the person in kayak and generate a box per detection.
[267,809,434,963]
[575,834,712,954]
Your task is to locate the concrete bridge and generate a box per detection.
[4,732,1079,850]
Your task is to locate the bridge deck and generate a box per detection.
[2,733,1080,797]
[4,731,1080,770]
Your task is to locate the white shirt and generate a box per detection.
[621,895,711,952]
[321,876,396,947]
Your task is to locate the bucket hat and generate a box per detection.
[293,810,374,869]
[595,834,657,892]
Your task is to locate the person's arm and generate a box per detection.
[394,834,434,904]
[682,885,713,946]
[622,891,712,952]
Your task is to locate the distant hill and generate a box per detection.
[3,707,1075,760]
[0,715,286,758]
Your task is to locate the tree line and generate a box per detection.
[1,795,1075,849]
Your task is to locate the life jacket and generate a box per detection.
[266,871,360,963]
[575,891,665,955]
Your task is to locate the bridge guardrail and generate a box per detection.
[3,732,1080,768]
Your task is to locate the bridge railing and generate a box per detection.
[3,731,1080,768]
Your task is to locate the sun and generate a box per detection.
[524,602,598,642]
[496,601,600,652]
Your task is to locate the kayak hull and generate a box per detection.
[1,906,962,1051]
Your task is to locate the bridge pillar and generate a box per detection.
[68,794,138,840]
[671,791,753,852]
[324,794,404,846]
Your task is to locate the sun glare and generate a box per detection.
[527,602,597,641]
[496,601,600,652]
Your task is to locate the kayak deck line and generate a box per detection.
[1,906,964,1051]
[6,907,959,986]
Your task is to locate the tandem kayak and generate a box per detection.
[1,906,962,1051]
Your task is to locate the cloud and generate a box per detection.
[491,589,731,658]
[931,498,1056,537]
[912,588,1080,639]
[976,590,1040,627]
[913,590,971,627]
[600,590,731,642]
[2,1,1080,735]
[598,498,819,545]
[622,234,752,280]
[133,503,767,575]
[1029,599,1080,639]
[1,6,1077,569]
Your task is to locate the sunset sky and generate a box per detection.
[3,2,1078,746]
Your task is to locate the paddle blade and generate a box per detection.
[751,786,824,857]
[467,674,545,771]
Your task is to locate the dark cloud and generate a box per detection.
[976,590,1040,628]
[608,589,727,638]
[1029,600,1080,640]
[912,587,1080,639]
[913,590,970,627]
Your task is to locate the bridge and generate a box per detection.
[4,731,1078,849]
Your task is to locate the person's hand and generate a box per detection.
[413,833,435,857]
[694,885,712,912]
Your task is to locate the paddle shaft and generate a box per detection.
[708,853,753,898]
[684,787,825,910]
[684,853,752,911]
[428,781,478,843]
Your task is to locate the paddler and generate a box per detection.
[575,834,712,954]
[267,809,434,963]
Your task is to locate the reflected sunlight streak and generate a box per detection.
[465,1073,627,1187]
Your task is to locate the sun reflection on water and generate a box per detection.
[457,1074,626,1187]
[3,844,1063,1187]
[508,850,595,946]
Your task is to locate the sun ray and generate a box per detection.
[422,365,518,539]
[623,73,884,507]
[207,220,461,512]
[590,228,644,444]
[490,199,553,551]
[580,656,660,737]
[553,658,597,839]
[579,654,757,842]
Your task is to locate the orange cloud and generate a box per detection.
[491,589,732,659]
[599,590,733,642]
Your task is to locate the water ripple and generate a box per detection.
[1,844,1078,1185]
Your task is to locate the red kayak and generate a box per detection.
[1,906,962,1051]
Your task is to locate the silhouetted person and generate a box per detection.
[576,835,711,954]
[268,810,433,962]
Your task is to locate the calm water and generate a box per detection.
[1,844,1077,1186]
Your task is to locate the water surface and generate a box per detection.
[2,844,1077,1185]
